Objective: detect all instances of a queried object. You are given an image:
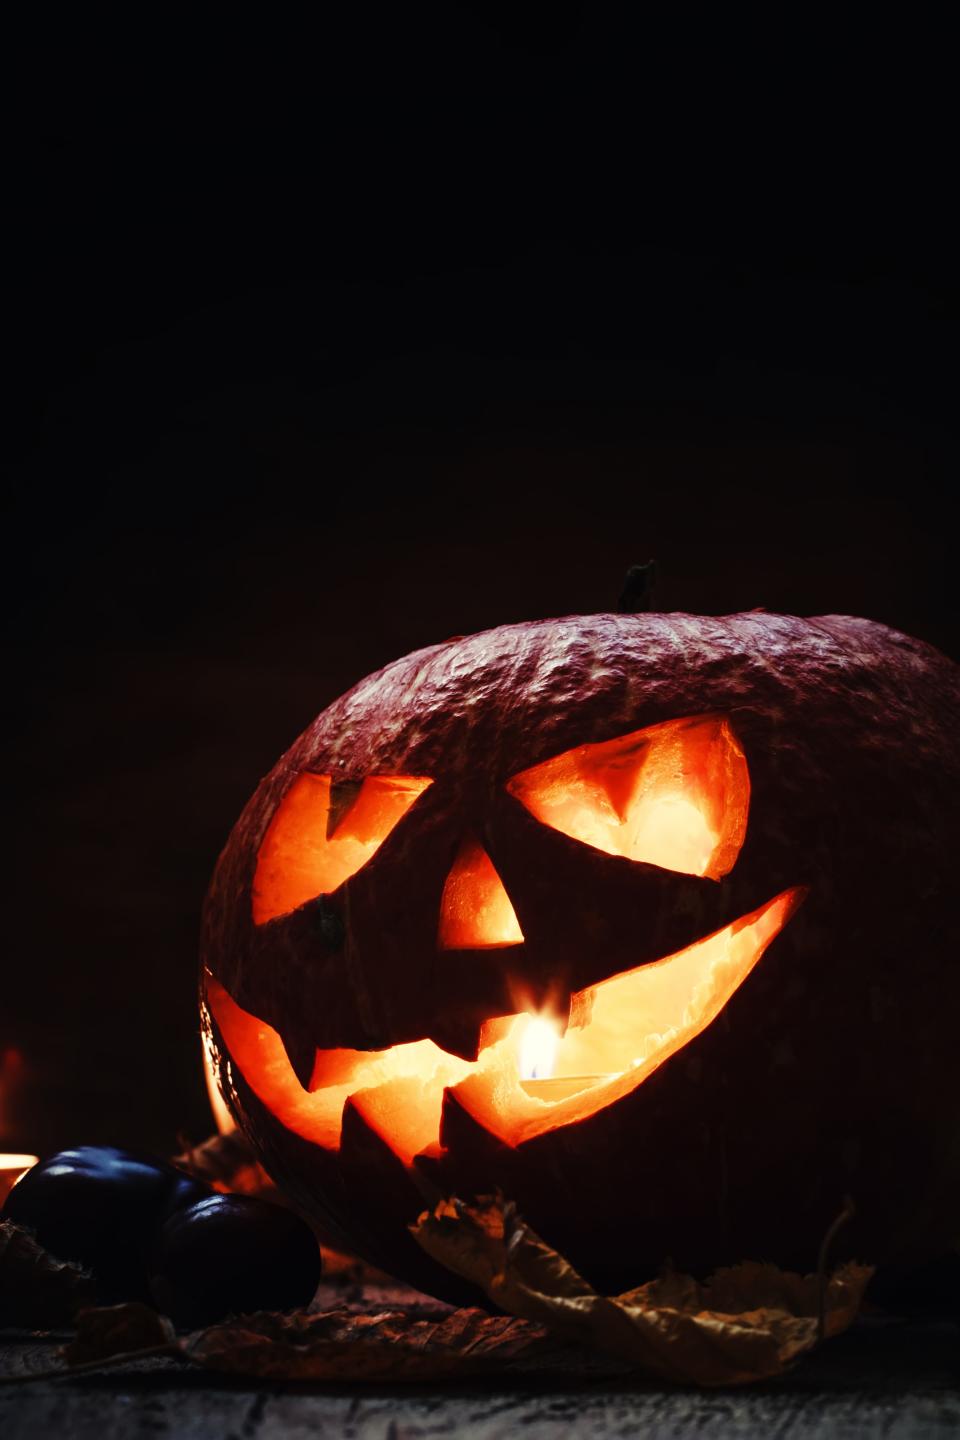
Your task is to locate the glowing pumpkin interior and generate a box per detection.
[210,714,804,1166]
[507,713,749,880]
[438,835,525,949]
[253,774,432,924]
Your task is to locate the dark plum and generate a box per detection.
[148,1193,321,1327]
[1,1145,211,1302]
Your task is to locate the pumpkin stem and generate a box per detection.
[617,560,657,613]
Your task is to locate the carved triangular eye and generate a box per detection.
[253,775,432,924]
[506,714,749,879]
[438,835,524,949]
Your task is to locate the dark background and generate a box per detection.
[3,10,955,1158]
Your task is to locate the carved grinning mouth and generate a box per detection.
[205,883,805,1167]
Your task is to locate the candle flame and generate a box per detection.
[519,1015,561,1081]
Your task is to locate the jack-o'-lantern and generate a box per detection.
[201,612,960,1303]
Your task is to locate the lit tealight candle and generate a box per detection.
[518,1014,618,1103]
[0,1154,38,1206]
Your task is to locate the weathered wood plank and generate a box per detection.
[1,1320,958,1440]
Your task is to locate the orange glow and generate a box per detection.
[0,1155,38,1206]
[203,1027,237,1135]
[507,714,750,879]
[205,974,473,1165]
[437,836,524,949]
[459,886,805,1147]
[206,885,804,1165]
[253,774,432,924]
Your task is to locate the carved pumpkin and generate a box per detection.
[201,612,959,1301]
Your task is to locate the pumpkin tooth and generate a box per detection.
[337,1098,483,1307]
[427,1016,484,1064]
[438,1078,517,1185]
[443,885,808,1150]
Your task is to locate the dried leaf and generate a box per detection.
[37,1304,592,1385]
[171,1131,275,1198]
[314,1245,393,1290]
[184,1306,557,1382]
[62,1303,177,1365]
[412,1196,874,1386]
[0,1220,96,1329]
[4,1189,873,1389]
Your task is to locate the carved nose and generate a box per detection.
[438,835,524,949]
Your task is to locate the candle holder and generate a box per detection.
[519,1075,613,1103]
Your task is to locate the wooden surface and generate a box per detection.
[2,1315,958,1439]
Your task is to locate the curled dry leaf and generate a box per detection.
[172,1130,275,1198]
[10,1305,554,1387]
[411,1197,874,1386]
[26,1305,580,1386]
[184,1307,559,1382]
[62,1303,177,1366]
[43,1292,581,1386]
[0,1220,95,1329]
[3,1192,873,1389]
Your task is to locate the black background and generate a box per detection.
[3,10,955,1156]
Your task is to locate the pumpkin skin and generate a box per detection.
[201,613,960,1302]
